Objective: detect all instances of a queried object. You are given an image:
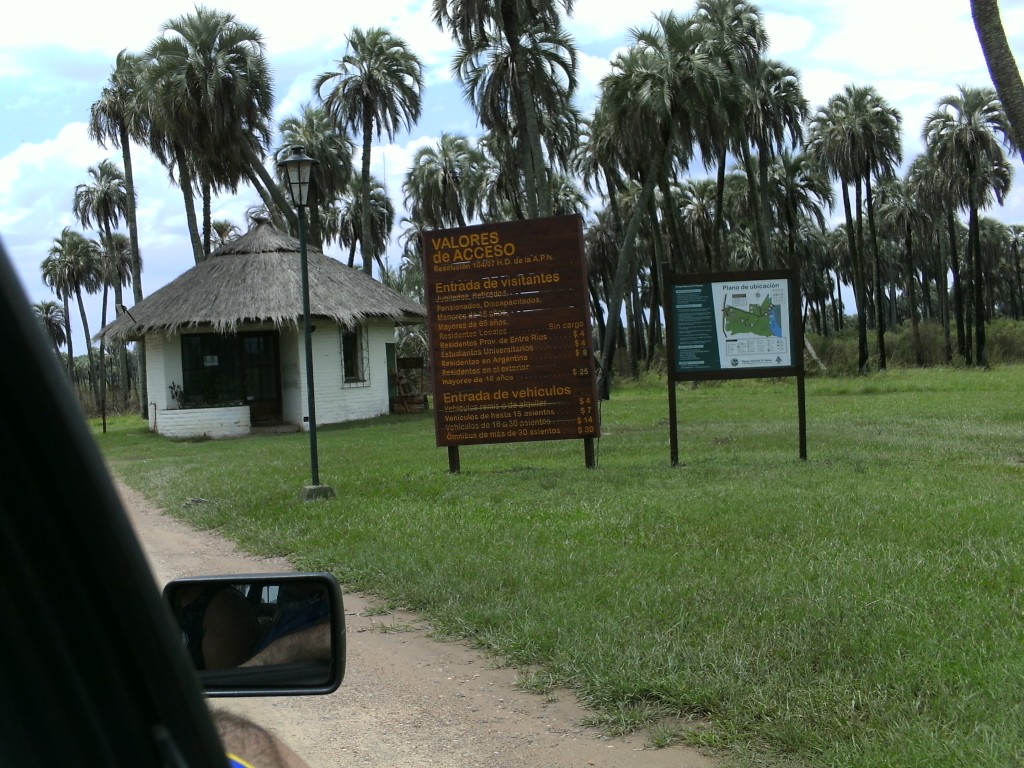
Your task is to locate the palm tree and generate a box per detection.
[978,217,1012,319]
[329,175,396,275]
[209,220,241,251]
[89,51,152,418]
[73,159,128,300]
[692,0,769,269]
[876,175,927,365]
[738,58,808,268]
[452,19,580,220]
[34,300,67,358]
[433,0,576,219]
[40,239,76,379]
[397,218,427,305]
[793,219,834,336]
[278,104,355,248]
[403,133,485,229]
[89,52,146,307]
[475,129,529,220]
[315,26,424,275]
[768,150,833,273]
[923,85,1016,367]
[144,7,285,263]
[807,85,902,371]
[73,159,131,405]
[41,229,102,401]
[859,89,903,371]
[594,12,725,393]
[93,232,132,419]
[678,178,718,270]
[906,152,957,361]
[547,171,587,216]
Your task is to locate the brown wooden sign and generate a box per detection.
[423,214,600,449]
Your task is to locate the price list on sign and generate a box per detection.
[423,214,600,447]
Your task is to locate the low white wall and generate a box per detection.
[155,405,251,439]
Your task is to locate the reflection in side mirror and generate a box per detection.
[163,572,345,697]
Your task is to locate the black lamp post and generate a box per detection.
[278,146,334,500]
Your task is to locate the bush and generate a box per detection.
[985,318,1024,363]
[807,318,1024,372]
[883,321,951,367]
[805,328,860,375]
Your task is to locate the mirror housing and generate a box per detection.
[163,572,345,697]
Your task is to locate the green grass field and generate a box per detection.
[97,366,1024,767]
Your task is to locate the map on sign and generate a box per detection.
[714,281,791,369]
[722,292,784,338]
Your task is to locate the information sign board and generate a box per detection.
[669,270,797,378]
[423,215,600,448]
[665,268,807,462]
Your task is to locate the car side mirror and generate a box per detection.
[163,572,345,697]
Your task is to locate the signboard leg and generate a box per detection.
[584,437,596,469]
[448,446,461,474]
[668,380,679,466]
[798,374,807,461]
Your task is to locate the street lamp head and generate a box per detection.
[278,146,318,208]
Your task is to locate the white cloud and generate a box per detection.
[577,51,613,108]
[572,1,673,43]
[2,0,454,62]
[763,13,815,58]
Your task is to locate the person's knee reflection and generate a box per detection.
[177,584,261,670]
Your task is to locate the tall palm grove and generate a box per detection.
[36,0,1024,415]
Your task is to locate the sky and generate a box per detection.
[2,0,1023,354]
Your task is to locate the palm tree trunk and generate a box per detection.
[99,284,109,431]
[62,294,74,379]
[202,179,212,259]
[103,221,130,409]
[360,107,374,275]
[646,205,666,371]
[308,184,324,249]
[175,146,205,265]
[841,183,869,371]
[1011,243,1019,321]
[711,145,728,270]
[240,143,298,230]
[118,125,148,420]
[588,276,606,343]
[120,125,143,305]
[970,200,987,366]
[971,0,1024,151]
[656,172,686,272]
[741,145,769,268]
[755,139,775,268]
[946,211,964,360]
[243,167,289,231]
[74,288,99,406]
[865,176,886,369]
[936,239,951,360]
[599,148,664,397]
[626,286,639,377]
[904,225,923,365]
[501,10,548,219]
[830,280,841,333]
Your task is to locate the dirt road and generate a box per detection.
[120,479,717,768]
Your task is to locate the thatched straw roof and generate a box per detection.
[100,219,425,343]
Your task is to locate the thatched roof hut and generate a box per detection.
[101,218,425,343]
